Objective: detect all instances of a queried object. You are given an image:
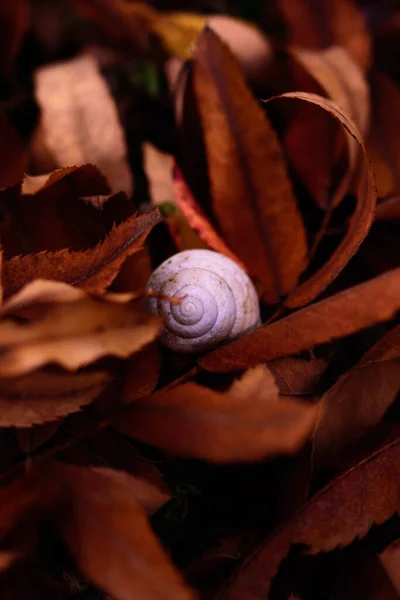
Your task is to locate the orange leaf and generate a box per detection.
[113,377,317,462]
[55,463,195,600]
[313,325,400,467]
[193,28,307,303]
[265,92,376,309]
[217,432,400,600]
[200,268,400,373]
[173,167,247,269]
[277,0,372,70]
[0,370,111,427]
[0,281,162,376]
[3,209,161,297]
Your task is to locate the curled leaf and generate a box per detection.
[193,28,307,303]
[265,92,376,309]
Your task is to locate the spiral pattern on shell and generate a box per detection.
[147,250,261,353]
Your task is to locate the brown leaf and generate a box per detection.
[288,45,369,208]
[217,432,400,600]
[0,0,29,77]
[121,344,161,404]
[0,111,28,188]
[34,53,133,197]
[193,28,307,303]
[3,209,161,297]
[173,167,247,266]
[16,421,62,453]
[54,463,195,600]
[0,370,111,427]
[0,165,134,258]
[268,357,328,395]
[313,325,400,467]
[277,0,372,70]
[113,379,317,462]
[0,281,162,376]
[370,71,400,196]
[200,268,400,373]
[229,364,278,401]
[375,197,400,221]
[266,92,376,309]
[87,429,171,502]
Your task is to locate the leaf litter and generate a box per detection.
[1,1,400,599]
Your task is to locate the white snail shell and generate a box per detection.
[147,249,261,353]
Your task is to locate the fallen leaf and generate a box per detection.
[193,28,307,303]
[370,71,400,196]
[87,428,171,501]
[200,268,400,373]
[288,45,369,207]
[0,165,133,258]
[277,0,372,70]
[0,281,162,376]
[3,209,161,297]
[34,53,133,197]
[265,92,376,309]
[313,325,400,467]
[375,197,400,221]
[217,432,400,600]
[268,357,328,395]
[173,167,246,265]
[54,463,195,600]
[380,540,400,596]
[229,365,279,401]
[16,421,62,454]
[120,343,161,404]
[113,380,317,462]
[0,370,111,427]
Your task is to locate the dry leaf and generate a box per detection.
[200,268,400,373]
[375,197,400,221]
[173,167,246,264]
[34,53,133,197]
[313,325,400,467]
[268,357,328,395]
[113,380,317,462]
[288,45,369,208]
[3,209,161,297]
[217,432,400,600]
[0,280,162,376]
[277,0,372,70]
[267,92,376,309]
[0,165,133,259]
[16,421,62,453]
[0,370,111,427]
[121,344,161,404]
[229,365,278,401]
[193,28,307,303]
[370,71,400,196]
[54,463,195,600]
